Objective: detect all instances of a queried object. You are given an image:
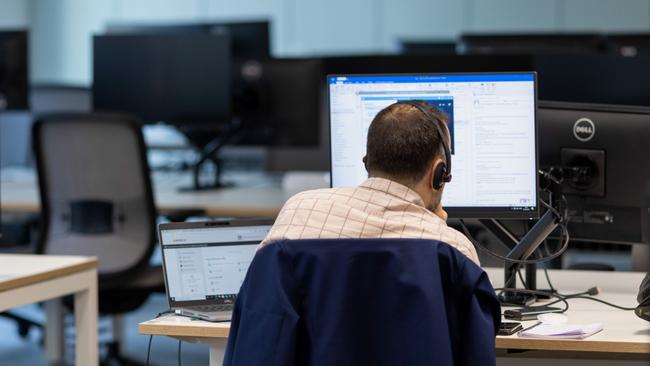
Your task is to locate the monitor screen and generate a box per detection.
[159,225,272,304]
[92,33,231,126]
[328,73,538,219]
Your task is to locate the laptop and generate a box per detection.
[158,219,273,322]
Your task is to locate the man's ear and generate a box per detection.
[362,156,368,171]
[430,158,443,191]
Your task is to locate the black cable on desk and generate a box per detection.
[146,309,174,365]
[178,339,182,366]
[520,268,635,311]
[494,287,570,313]
[146,335,154,366]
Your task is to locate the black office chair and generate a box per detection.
[32,113,164,365]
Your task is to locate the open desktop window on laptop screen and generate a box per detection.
[159,225,271,303]
[328,73,538,219]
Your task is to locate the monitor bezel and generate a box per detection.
[326,71,540,220]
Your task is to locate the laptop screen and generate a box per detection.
[159,224,272,305]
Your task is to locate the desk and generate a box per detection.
[0,254,98,365]
[139,268,649,366]
[1,168,291,218]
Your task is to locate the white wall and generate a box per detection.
[6,0,650,85]
[0,0,29,29]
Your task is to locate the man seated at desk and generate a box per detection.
[261,100,479,265]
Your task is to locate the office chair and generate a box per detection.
[225,239,501,366]
[32,113,164,365]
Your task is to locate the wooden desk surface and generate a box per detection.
[139,314,230,338]
[0,170,291,218]
[139,269,650,354]
[0,254,97,292]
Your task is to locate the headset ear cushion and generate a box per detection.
[433,162,447,190]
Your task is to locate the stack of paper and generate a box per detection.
[519,322,604,339]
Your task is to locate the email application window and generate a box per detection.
[160,225,271,302]
[329,74,537,213]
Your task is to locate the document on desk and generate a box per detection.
[519,322,604,339]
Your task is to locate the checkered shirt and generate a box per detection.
[261,177,480,265]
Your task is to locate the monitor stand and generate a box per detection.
[178,125,243,192]
[479,195,562,307]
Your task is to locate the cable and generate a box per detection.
[494,287,570,313]
[543,267,556,292]
[145,308,173,366]
[146,334,153,366]
[563,295,636,311]
[178,339,182,366]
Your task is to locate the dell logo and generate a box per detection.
[573,118,595,142]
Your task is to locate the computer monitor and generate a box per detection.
[606,33,650,57]
[105,20,270,59]
[459,33,606,55]
[399,40,458,56]
[0,30,28,110]
[538,101,650,245]
[329,72,538,219]
[233,58,323,146]
[92,33,231,131]
[533,54,650,107]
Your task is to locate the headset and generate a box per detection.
[398,101,453,190]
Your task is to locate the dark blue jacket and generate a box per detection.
[223,239,501,366]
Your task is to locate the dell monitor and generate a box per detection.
[0,30,28,110]
[93,33,231,132]
[538,101,650,245]
[329,72,538,219]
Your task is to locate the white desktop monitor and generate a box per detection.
[328,72,539,219]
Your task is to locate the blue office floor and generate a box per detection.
[0,293,209,366]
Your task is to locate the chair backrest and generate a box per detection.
[225,239,501,366]
[32,113,156,280]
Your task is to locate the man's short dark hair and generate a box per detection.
[365,101,448,182]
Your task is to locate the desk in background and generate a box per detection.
[1,167,293,218]
[0,254,98,365]
[139,268,649,366]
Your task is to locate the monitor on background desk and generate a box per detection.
[328,72,538,219]
[106,20,270,60]
[93,33,232,133]
[0,30,28,111]
[458,33,607,55]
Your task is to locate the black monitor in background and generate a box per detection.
[534,54,650,107]
[399,40,458,55]
[92,33,231,138]
[459,33,607,55]
[0,30,28,110]
[233,58,322,146]
[606,33,650,57]
[322,54,534,74]
[537,101,650,245]
[105,20,270,59]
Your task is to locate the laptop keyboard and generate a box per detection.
[195,304,232,312]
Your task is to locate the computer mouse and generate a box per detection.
[537,312,568,325]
